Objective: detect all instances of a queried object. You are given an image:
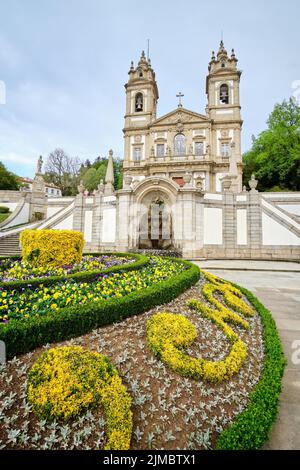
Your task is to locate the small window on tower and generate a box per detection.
[135,93,143,112]
[221,142,230,157]
[195,142,204,156]
[134,146,141,161]
[156,144,165,157]
[220,84,229,104]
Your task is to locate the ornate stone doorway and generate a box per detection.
[139,196,173,249]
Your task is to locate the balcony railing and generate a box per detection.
[124,152,232,167]
[150,153,207,162]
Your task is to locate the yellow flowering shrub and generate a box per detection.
[20,229,84,268]
[27,346,132,450]
[147,272,254,382]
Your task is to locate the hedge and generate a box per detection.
[0,258,200,358]
[20,229,85,268]
[216,283,286,450]
[0,253,149,292]
[0,206,10,213]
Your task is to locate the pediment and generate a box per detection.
[151,108,209,127]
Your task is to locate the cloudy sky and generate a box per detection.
[0,0,299,177]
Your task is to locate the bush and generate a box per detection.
[27,345,132,450]
[0,206,10,213]
[20,229,84,268]
[0,213,10,223]
[216,284,286,450]
[0,258,200,358]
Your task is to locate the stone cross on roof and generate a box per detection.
[176,92,184,108]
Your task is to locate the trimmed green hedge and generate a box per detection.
[0,253,149,291]
[0,259,200,359]
[216,283,286,450]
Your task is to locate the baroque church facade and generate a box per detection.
[0,42,300,259]
[123,42,243,195]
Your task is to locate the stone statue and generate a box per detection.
[78,180,85,194]
[249,174,258,192]
[37,155,43,174]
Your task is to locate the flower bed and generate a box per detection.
[147,272,255,383]
[0,270,284,450]
[0,253,148,291]
[27,346,132,450]
[0,257,200,358]
[0,257,185,323]
[0,254,134,282]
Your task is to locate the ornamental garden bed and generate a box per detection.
[0,252,148,291]
[0,261,285,450]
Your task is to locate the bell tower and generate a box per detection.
[206,41,243,191]
[206,40,241,122]
[124,51,159,130]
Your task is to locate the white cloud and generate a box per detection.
[0,35,21,69]
[0,152,34,166]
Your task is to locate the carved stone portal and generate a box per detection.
[138,192,173,249]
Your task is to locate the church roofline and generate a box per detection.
[151,107,210,126]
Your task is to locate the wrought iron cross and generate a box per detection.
[176,92,184,108]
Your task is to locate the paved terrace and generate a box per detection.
[192,260,300,450]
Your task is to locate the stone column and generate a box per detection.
[248,191,262,258]
[73,193,85,233]
[91,192,103,250]
[116,190,132,251]
[223,192,236,257]
[30,174,47,221]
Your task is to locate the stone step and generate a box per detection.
[0,233,21,256]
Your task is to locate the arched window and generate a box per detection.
[174,133,186,156]
[135,92,143,112]
[219,83,229,104]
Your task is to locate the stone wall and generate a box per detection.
[1,186,300,260]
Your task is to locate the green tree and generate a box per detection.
[243,98,300,191]
[82,167,99,191]
[0,162,20,190]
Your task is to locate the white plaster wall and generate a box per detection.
[103,196,116,203]
[262,199,300,231]
[193,129,206,137]
[262,213,300,246]
[102,208,116,243]
[262,193,300,199]
[47,206,63,218]
[84,210,93,243]
[215,109,234,115]
[204,193,223,201]
[53,214,73,230]
[0,202,18,211]
[236,209,247,245]
[278,205,300,216]
[203,208,223,245]
[5,202,30,228]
